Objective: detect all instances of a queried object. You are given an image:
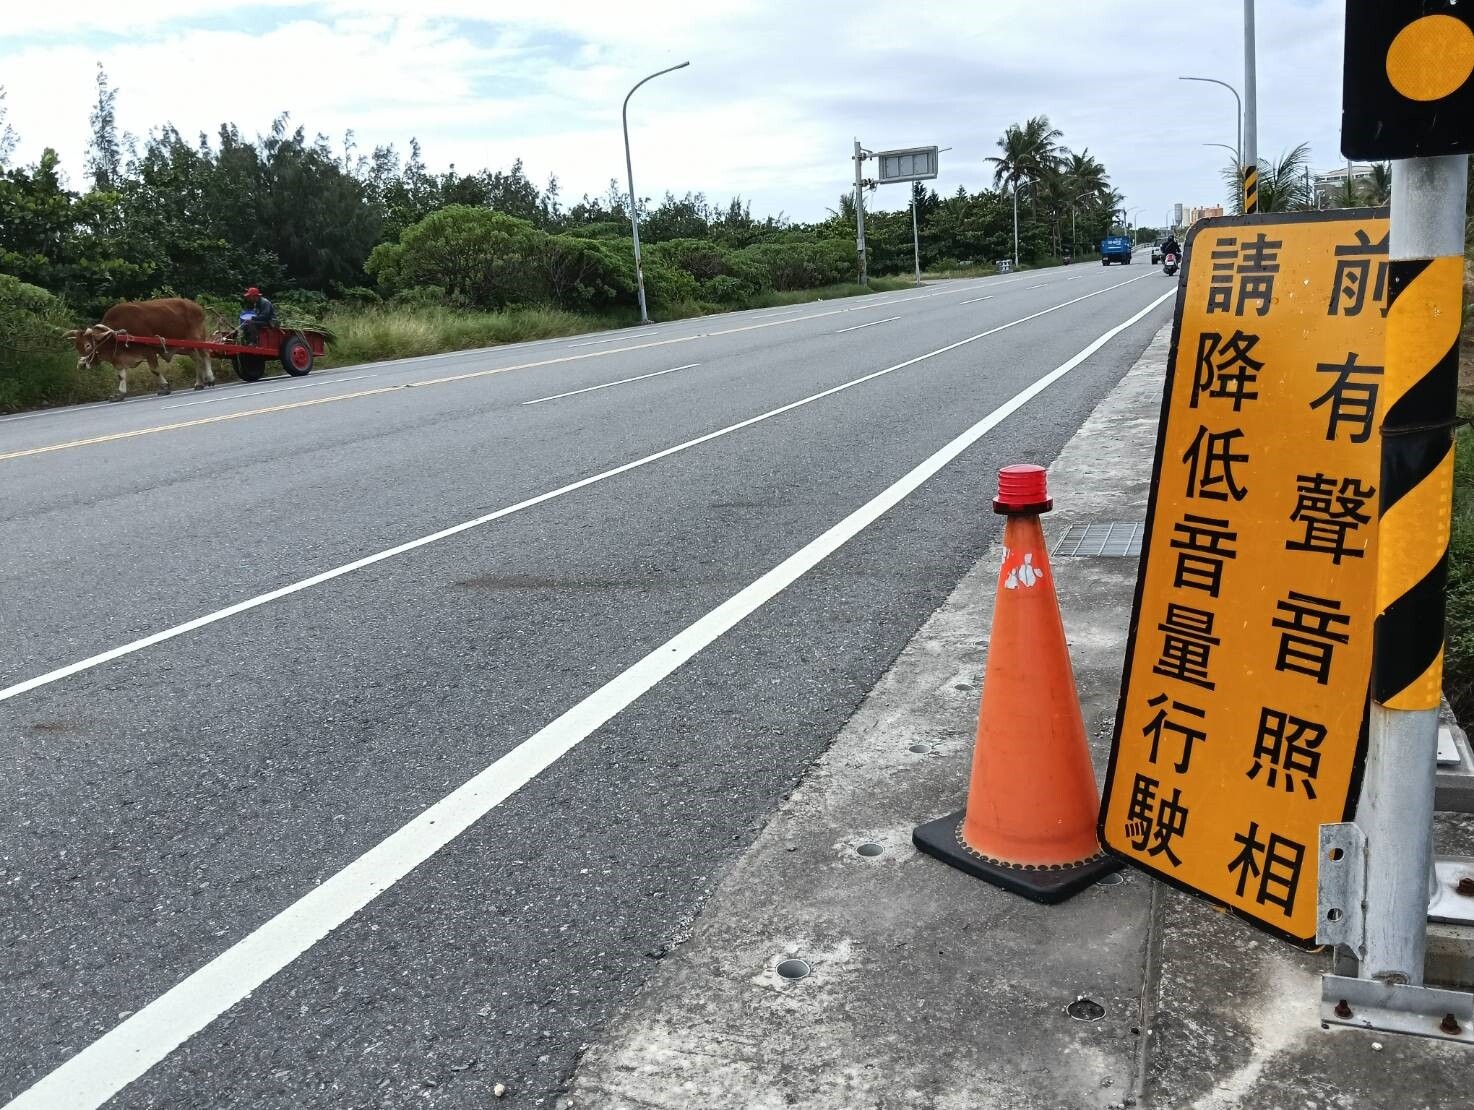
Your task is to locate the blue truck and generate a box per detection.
[1100,235,1134,265]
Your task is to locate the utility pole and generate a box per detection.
[1243,0,1259,212]
[853,140,868,286]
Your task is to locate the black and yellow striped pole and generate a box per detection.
[1358,155,1468,989]
[1242,164,1259,214]
[1332,0,1474,1028]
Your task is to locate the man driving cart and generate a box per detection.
[241,286,276,345]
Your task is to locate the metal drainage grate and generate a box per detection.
[1053,521,1144,558]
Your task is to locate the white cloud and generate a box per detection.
[1,1,1350,224]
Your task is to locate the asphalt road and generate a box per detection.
[1,253,1173,1108]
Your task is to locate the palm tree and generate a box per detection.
[987,116,1064,191]
[1061,150,1107,197]
[988,116,1063,263]
[1057,149,1110,256]
[1361,162,1391,206]
[1219,143,1313,213]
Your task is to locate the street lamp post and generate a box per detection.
[1070,189,1096,259]
[1127,206,1145,246]
[622,61,689,325]
[1178,75,1243,175]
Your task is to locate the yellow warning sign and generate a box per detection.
[1100,209,1390,946]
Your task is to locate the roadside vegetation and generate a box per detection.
[1445,254,1474,723]
[0,66,1129,410]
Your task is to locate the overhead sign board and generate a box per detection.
[874,146,939,184]
[1100,209,1390,947]
[1343,1,1474,158]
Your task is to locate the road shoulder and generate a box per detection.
[558,325,1170,1110]
[559,323,1474,1110]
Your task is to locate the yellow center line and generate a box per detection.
[0,281,1026,463]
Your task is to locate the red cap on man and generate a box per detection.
[244,286,261,298]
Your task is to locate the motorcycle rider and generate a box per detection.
[1160,233,1182,263]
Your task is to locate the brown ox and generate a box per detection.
[66,297,215,402]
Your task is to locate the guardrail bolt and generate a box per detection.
[1334,999,1353,1019]
[1456,876,1474,897]
[1441,1013,1462,1035]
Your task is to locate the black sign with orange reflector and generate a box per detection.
[1343,1,1474,158]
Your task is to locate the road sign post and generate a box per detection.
[1318,1,1474,1040]
[852,143,940,286]
[1100,209,1390,946]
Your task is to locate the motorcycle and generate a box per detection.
[1162,251,1179,277]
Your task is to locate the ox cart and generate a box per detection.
[104,322,329,384]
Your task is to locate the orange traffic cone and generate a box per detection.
[913,464,1120,903]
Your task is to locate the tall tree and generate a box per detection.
[0,86,17,170]
[1361,162,1391,206]
[987,116,1063,192]
[86,64,121,191]
[1221,144,1313,213]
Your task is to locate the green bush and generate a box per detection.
[738,239,853,291]
[531,236,633,311]
[0,274,108,412]
[367,205,544,309]
[1447,422,1474,722]
[700,275,749,304]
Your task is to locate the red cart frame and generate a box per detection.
[108,323,329,382]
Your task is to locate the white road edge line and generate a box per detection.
[0,272,1152,707]
[2,284,1175,1110]
[835,316,901,334]
[162,375,373,410]
[521,364,701,406]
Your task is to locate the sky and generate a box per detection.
[0,1,1348,227]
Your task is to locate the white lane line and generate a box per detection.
[3,283,1175,1110]
[0,402,115,425]
[521,363,701,406]
[958,296,994,305]
[565,333,640,349]
[0,272,1154,707]
[835,316,901,334]
[1029,283,1046,289]
[163,376,372,410]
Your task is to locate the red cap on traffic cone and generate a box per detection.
[914,465,1119,903]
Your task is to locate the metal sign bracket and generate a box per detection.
[1317,822,1367,952]
[1320,974,1474,1043]
[1319,823,1474,1041]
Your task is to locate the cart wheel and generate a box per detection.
[280,336,313,376]
[234,354,267,383]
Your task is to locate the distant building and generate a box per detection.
[1313,164,1374,205]
[1184,204,1225,226]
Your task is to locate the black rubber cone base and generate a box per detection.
[913,810,1122,905]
